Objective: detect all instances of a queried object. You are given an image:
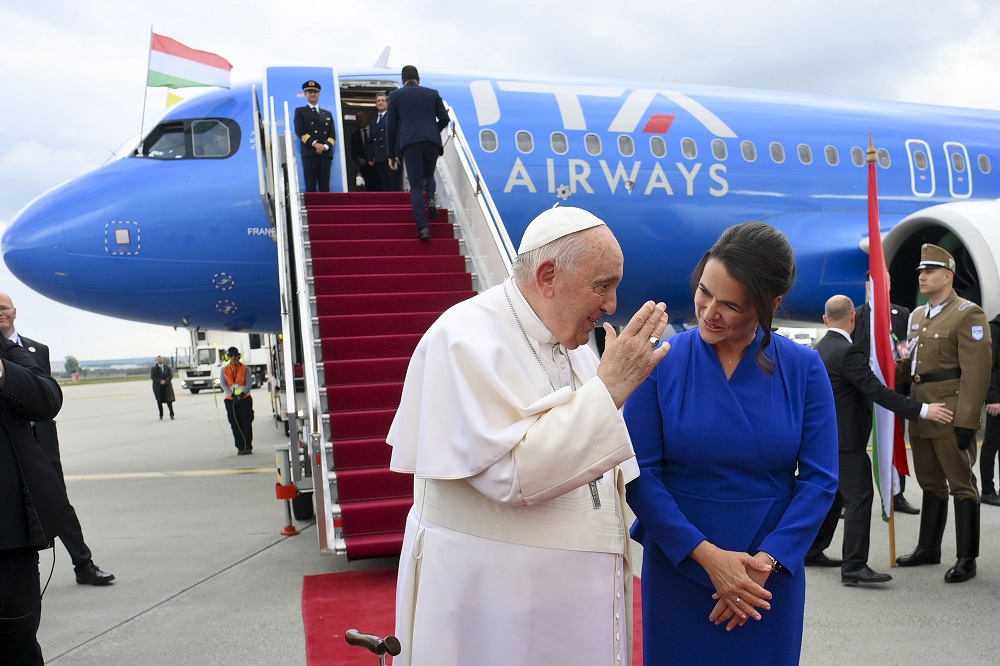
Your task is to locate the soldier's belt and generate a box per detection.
[913,369,962,383]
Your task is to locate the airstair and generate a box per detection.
[257,89,516,557]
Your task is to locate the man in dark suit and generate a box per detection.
[0,325,69,663]
[0,292,115,589]
[350,110,375,190]
[386,65,450,240]
[293,80,336,192]
[853,272,920,515]
[368,92,401,192]
[806,295,952,585]
[151,355,175,420]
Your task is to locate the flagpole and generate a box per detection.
[138,27,153,155]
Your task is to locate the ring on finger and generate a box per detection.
[648,335,660,346]
[735,596,742,604]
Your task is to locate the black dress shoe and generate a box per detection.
[944,557,977,583]
[896,546,941,566]
[842,566,892,585]
[75,562,115,586]
[805,552,842,567]
[982,492,1000,506]
[894,494,921,514]
[427,204,439,219]
[416,228,432,241]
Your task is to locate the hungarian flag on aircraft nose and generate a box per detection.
[147,33,232,89]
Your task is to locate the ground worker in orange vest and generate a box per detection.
[220,346,254,455]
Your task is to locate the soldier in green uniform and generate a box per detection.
[895,244,992,583]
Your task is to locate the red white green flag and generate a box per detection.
[147,33,232,89]
[866,138,905,521]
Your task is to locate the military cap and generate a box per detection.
[302,80,321,92]
[916,243,956,272]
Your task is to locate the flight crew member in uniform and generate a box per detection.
[0,292,115,588]
[0,329,68,664]
[293,80,336,193]
[807,295,952,585]
[895,244,992,583]
[853,272,920,514]
[368,93,400,192]
[221,347,254,455]
[389,207,670,665]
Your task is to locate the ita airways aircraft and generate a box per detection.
[6,67,1000,331]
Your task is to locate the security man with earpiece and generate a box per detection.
[0,335,68,664]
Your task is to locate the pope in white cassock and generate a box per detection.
[388,206,671,665]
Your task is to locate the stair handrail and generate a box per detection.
[436,105,517,289]
[280,101,336,552]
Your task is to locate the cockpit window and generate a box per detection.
[193,120,231,158]
[144,123,186,159]
[138,118,240,160]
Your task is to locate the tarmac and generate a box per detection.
[34,379,1000,664]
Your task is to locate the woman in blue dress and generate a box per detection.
[624,222,838,665]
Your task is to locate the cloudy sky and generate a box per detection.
[3,1,1000,360]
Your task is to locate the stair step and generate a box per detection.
[340,496,413,536]
[326,383,403,412]
[337,467,412,501]
[318,312,442,338]
[324,357,410,385]
[332,438,394,469]
[343,532,406,561]
[315,291,474,316]
[308,209,449,225]
[310,238,460,258]
[313,272,472,295]
[311,255,467,275]
[305,191,411,207]
[320,334,422,361]
[308,222,453,240]
[329,408,397,440]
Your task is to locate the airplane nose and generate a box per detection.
[3,189,75,305]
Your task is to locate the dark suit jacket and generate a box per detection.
[151,363,176,403]
[350,125,372,164]
[0,335,69,550]
[385,82,449,158]
[816,330,922,451]
[16,335,62,467]
[370,112,390,163]
[293,105,336,160]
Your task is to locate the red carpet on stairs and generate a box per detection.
[304,192,476,560]
[302,568,645,665]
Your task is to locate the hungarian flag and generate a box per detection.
[865,139,907,520]
[147,33,232,89]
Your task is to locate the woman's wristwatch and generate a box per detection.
[758,550,783,573]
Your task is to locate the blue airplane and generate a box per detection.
[6,66,1000,330]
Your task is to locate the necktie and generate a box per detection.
[313,106,319,114]
[378,113,384,123]
[362,127,368,144]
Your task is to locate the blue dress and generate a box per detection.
[624,327,837,665]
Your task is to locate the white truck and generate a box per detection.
[176,330,270,394]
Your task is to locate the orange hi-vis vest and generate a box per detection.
[224,362,248,400]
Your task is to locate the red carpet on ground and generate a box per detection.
[302,567,644,665]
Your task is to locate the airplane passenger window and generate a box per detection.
[851,147,865,167]
[741,141,757,162]
[192,120,231,158]
[712,140,727,161]
[979,155,991,174]
[825,146,839,166]
[516,130,534,153]
[797,144,813,165]
[618,135,635,157]
[681,138,697,159]
[551,132,568,155]
[480,129,498,152]
[585,133,602,155]
[914,150,928,170]
[650,136,666,158]
[770,142,785,164]
[877,148,891,168]
[951,151,966,172]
